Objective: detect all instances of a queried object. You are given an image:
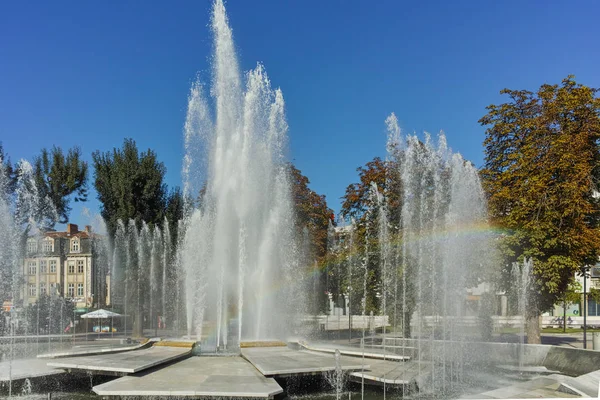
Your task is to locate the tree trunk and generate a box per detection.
[563,298,567,333]
[403,311,412,338]
[526,313,541,344]
[133,311,143,338]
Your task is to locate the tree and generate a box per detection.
[92,139,168,236]
[165,187,184,246]
[24,294,74,335]
[33,146,88,225]
[288,164,333,314]
[0,143,16,194]
[559,280,582,332]
[288,163,333,261]
[340,156,410,330]
[0,145,87,228]
[341,157,401,225]
[480,76,600,343]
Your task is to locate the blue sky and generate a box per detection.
[1,1,599,225]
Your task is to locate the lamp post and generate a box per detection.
[347,287,351,342]
[580,266,590,349]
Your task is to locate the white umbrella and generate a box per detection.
[80,309,122,319]
[81,309,123,335]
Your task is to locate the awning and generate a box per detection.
[80,309,123,319]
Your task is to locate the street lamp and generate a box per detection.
[580,265,590,349]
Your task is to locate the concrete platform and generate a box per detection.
[92,356,283,398]
[0,358,65,382]
[47,346,191,375]
[300,341,411,361]
[37,339,154,359]
[241,346,369,377]
[558,369,600,397]
[463,375,580,399]
[349,359,429,386]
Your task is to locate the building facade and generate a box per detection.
[22,223,109,310]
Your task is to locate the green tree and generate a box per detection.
[0,143,16,194]
[92,139,168,236]
[24,294,74,335]
[480,76,600,343]
[559,280,582,332]
[165,187,184,245]
[33,146,88,225]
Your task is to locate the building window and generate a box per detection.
[77,260,84,274]
[29,283,36,297]
[40,283,46,295]
[71,238,80,253]
[40,260,47,273]
[77,283,84,297]
[27,239,37,253]
[49,260,57,273]
[42,238,54,252]
[68,262,75,274]
[68,283,75,297]
[589,298,600,317]
[50,283,57,295]
[28,261,37,275]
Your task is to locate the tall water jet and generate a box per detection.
[512,259,531,370]
[389,115,492,394]
[182,0,298,349]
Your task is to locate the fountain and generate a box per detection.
[180,0,299,350]
[325,349,346,399]
[109,218,181,336]
[4,2,600,399]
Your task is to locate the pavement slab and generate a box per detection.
[92,356,283,398]
[0,358,65,382]
[241,346,370,377]
[349,359,428,386]
[47,346,190,374]
[300,341,411,361]
[467,376,580,399]
[558,369,600,397]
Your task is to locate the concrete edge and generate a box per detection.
[37,338,159,359]
[557,382,589,397]
[47,348,191,374]
[300,343,409,361]
[92,377,284,398]
[348,371,409,385]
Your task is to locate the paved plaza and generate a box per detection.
[92,356,283,398]
[47,345,191,374]
[241,346,369,377]
[0,358,64,382]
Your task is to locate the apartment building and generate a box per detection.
[22,223,108,310]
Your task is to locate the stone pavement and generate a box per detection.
[47,345,190,374]
[37,339,153,359]
[241,346,369,377]
[559,369,600,397]
[92,356,283,398]
[349,359,429,386]
[299,341,411,361]
[0,358,64,382]
[461,375,580,399]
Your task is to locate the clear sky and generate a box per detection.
[1,1,599,225]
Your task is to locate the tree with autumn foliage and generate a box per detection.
[480,76,600,343]
[288,163,333,261]
[288,164,333,313]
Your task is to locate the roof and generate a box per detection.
[32,231,103,239]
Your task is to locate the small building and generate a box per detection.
[22,223,110,310]
[548,265,600,322]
